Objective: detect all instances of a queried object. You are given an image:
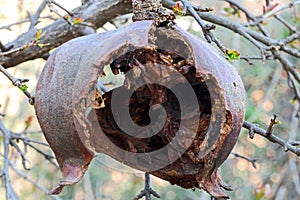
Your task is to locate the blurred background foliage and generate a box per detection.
[0,0,299,199]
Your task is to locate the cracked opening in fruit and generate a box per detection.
[95,48,212,161]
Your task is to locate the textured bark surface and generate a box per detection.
[35,20,246,198]
[132,0,162,21]
[132,0,175,27]
[0,0,132,68]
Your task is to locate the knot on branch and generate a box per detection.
[132,0,175,27]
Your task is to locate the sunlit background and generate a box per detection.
[0,0,299,199]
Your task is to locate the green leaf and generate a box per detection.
[237,10,241,18]
[224,7,235,15]
[223,7,241,18]
[35,28,43,41]
[172,2,186,16]
[20,84,28,92]
[290,97,297,104]
[25,115,33,130]
[255,188,266,200]
[173,9,185,16]
[226,49,240,62]
[37,43,44,48]
[274,119,281,125]
[72,17,84,25]
[282,29,290,39]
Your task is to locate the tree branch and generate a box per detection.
[181,0,228,53]
[1,0,299,69]
[0,0,132,68]
[0,64,35,105]
[0,16,56,31]
[162,0,300,105]
[0,117,59,199]
[0,152,62,200]
[231,152,257,169]
[0,120,18,200]
[28,0,48,30]
[223,0,268,36]
[243,119,300,157]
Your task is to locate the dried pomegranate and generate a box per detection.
[35,4,245,198]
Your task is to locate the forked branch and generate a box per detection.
[243,116,300,157]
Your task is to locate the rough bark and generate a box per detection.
[0,0,132,68]
[132,0,162,21]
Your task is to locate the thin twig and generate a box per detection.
[288,74,300,104]
[46,0,73,25]
[180,0,227,53]
[231,152,257,169]
[0,64,35,105]
[261,2,299,22]
[0,122,58,171]
[189,5,300,59]
[162,1,300,103]
[281,31,300,46]
[245,1,300,26]
[288,103,300,195]
[25,142,58,168]
[243,120,300,156]
[0,120,18,200]
[47,0,73,16]
[290,141,300,146]
[11,132,48,146]
[274,15,296,34]
[16,130,43,135]
[0,16,56,31]
[164,0,300,59]
[0,18,31,31]
[0,41,35,56]
[272,50,300,88]
[46,0,95,32]
[28,0,48,30]
[0,131,58,169]
[9,131,58,168]
[10,163,62,200]
[10,140,31,170]
[181,0,269,63]
[193,5,213,13]
[0,152,62,200]
[240,55,274,65]
[1,121,11,200]
[279,45,300,59]
[0,39,50,57]
[134,172,160,200]
[223,0,268,36]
